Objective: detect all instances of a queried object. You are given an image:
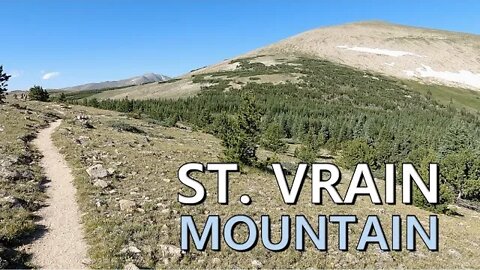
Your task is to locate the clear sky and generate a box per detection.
[1,0,479,90]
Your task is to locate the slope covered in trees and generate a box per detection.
[70,57,480,212]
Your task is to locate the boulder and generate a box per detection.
[107,168,116,175]
[159,244,182,258]
[124,262,140,270]
[251,260,263,269]
[86,164,108,179]
[120,246,141,254]
[93,179,109,189]
[119,199,136,212]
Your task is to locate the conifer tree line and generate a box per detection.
[70,58,480,212]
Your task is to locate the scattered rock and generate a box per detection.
[120,246,142,256]
[0,159,14,168]
[20,170,35,180]
[0,196,23,208]
[175,122,191,131]
[119,199,136,212]
[81,258,92,266]
[448,248,462,258]
[159,244,182,258]
[0,167,21,181]
[128,246,141,254]
[162,178,171,183]
[76,114,90,120]
[251,259,263,269]
[86,164,108,179]
[93,179,109,189]
[107,168,116,175]
[212,258,221,265]
[80,120,94,129]
[124,262,140,270]
[95,200,103,208]
[75,136,90,145]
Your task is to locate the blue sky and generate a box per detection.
[1,0,479,90]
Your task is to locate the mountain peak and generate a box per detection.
[250,21,480,90]
[62,73,171,92]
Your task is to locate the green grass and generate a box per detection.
[51,85,137,101]
[404,80,480,113]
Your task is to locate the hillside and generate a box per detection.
[61,73,170,92]
[2,100,479,268]
[253,21,480,90]
[90,21,480,102]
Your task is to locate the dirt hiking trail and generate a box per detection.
[28,119,88,269]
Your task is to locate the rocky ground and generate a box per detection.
[48,103,480,268]
[1,98,480,268]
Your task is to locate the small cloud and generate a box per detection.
[10,70,23,78]
[42,71,60,80]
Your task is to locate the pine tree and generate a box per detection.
[58,92,67,102]
[0,66,11,103]
[438,123,471,157]
[261,122,287,152]
[28,85,49,101]
[221,91,261,165]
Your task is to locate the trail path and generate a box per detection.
[27,119,88,269]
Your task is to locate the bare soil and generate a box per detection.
[25,119,88,269]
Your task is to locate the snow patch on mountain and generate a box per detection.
[404,65,480,89]
[336,45,424,57]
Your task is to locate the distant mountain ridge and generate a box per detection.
[62,73,170,91]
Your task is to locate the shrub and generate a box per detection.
[294,145,316,163]
[462,180,480,201]
[261,122,287,152]
[341,139,376,169]
[441,150,480,200]
[413,184,456,214]
[110,122,145,134]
